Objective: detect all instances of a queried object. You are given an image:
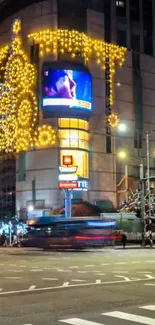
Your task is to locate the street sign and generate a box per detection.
[59,166,77,173]
[58,181,78,189]
[58,174,78,181]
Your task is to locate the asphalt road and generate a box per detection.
[0,247,155,324]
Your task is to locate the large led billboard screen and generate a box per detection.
[42,67,92,118]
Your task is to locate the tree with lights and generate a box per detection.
[0,19,56,155]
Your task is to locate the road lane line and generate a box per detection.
[72,279,86,282]
[100,263,110,266]
[112,271,128,273]
[145,284,155,286]
[42,278,58,281]
[5,277,22,279]
[96,280,101,284]
[103,311,155,324]
[62,282,69,287]
[132,261,141,264]
[115,275,131,281]
[116,262,127,264]
[69,266,78,269]
[140,305,155,311]
[0,277,154,295]
[84,265,94,267]
[30,269,43,272]
[60,318,104,325]
[145,275,154,279]
[29,286,36,290]
[136,271,152,274]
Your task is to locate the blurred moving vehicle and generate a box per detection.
[20,218,121,249]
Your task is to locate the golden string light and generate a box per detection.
[107,112,119,128]
[28,29,127,105]
[36,125,56,148]
[0,22,125,154]
[0,19,57,153]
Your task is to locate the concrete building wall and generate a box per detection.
[0,1,155,212]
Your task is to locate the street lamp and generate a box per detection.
[118,150,127,160]
[118,123,127,132]
[27,205,34,212]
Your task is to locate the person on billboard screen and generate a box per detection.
[44,70,76,99]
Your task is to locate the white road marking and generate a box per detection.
[72,279,86,282]
[147,260,155,263]
[103,311,155,324]
[8,270,23,273]
[100,263,110,266]
[145,283,155,286]
[96,280,101,284]
[28,285,36,290]
[97,273,105,276]
[42,278,58,281]
[112,271,128,273]
[115,275,131,281]
[60,318,103,325]
[5,277,22,279]
[69,266,78,269]
[20,265,27,268]
[78,271,88,274]
[132,261,141,264]
[30,269,43,272]
[0,263,4,266]
[84,265,94,267]
[62,282,69,287]
[0,276,154,296]
[138,271,152,274]
[140,305,155,311]
[116,262,127,265]
[57,269,72,272]
[145,275,154,279]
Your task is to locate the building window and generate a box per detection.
[143,0,153,56]
[60,149,89,179]
[58,0,87,32]
[59,129,89,150]
[130,0,140,21]
[117,29,127,47]
[116,1,125,7]
[58,118,89,131]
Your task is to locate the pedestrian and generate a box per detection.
[149,233,153,248]
[122,232,127,249]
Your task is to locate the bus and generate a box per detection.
[20,217,121,249]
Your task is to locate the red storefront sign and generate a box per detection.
[58,181,78,189]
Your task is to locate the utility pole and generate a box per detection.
[146,132,151,218]
[140,161,145,246]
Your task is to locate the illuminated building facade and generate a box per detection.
[0,0,154,217]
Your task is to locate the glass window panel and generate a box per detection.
[59,129,89,149]
[60,149,89,178]
[58,118,70,128]
[70,119,78,128]
[79,119,85,129]
[70,130,79,147]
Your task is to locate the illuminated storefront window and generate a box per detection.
[59,118,89,131]
[59,118,89,150]
[60,149,89,179]
[59,129,89,149]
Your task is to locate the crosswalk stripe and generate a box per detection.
[140,305,155,311]
[60,318,104,325]
[103,311,155,324]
